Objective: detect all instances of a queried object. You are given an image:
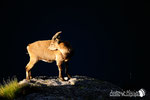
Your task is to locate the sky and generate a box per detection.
[0,1,149,90]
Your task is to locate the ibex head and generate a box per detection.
[49,31,62,50]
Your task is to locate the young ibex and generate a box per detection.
[25,31,73,81]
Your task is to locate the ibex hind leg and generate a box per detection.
[26,58,37,80]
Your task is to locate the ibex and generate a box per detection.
[25,31,73,81]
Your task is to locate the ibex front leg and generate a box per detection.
[57,64,64,81]
[56,52,64,81]
[65,62,71,79]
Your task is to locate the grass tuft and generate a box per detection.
[0,78,22,100]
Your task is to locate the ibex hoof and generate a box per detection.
[26,76,32,80]
[26,77,30,80]
[59,77,65,81]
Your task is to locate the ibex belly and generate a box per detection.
[39,51,56,63]
[41,59,54,63]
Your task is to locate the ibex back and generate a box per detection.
[25,31,73,81]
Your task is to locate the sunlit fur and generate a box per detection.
[25,32,73,81]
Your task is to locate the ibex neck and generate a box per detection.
[59,48,70,59]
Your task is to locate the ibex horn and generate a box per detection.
[52,31,62,40]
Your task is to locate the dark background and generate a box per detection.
[0,1,149,91]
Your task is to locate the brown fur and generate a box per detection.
[26,37,73,81]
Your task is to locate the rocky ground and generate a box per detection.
[16,76,149,100]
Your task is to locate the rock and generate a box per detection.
[16,76,122,100]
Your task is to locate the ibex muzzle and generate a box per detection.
[25,31,73,81]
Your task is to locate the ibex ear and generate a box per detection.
[55,38,61,44]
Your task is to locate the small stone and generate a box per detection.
[64,77,68,80]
